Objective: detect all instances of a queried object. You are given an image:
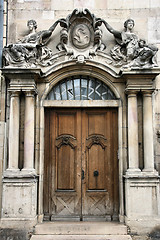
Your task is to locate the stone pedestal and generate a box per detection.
[124,175,160,234]
[1,177,38,229]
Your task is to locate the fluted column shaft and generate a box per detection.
[127,92,140,172]
[8,91,20,171]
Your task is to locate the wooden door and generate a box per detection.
[81,109,119,221]
[43,108,119,221]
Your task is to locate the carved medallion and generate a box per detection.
[72,24,91,49]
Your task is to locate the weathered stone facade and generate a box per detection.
[0,1,160,239]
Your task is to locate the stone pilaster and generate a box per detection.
[127,91,140,174]
[22,91,35,174]
[7,91,20,173]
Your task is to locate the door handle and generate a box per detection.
[82,169,85,180]
[94,170,99,177]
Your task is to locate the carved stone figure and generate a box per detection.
[122,39,158,69]
[102,18,158,69]
[2,9,158,70]
[102,19,138,65]
[3,19,60,67]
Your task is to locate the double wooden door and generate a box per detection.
[44,108,119,221]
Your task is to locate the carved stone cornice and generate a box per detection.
[3,69,39,94]
[122,69,160,93]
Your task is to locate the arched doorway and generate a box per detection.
[43,75,119,221]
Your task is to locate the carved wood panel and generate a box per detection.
[81,109,119,219]
[44,108,119,221]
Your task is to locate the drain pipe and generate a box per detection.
[0,0,4,68]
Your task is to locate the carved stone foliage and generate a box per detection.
[2,9,158,70]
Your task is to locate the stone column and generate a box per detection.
[7,91,20,172]
[142,91,156,173]
[127,91,140,173]
[22,91,35,174]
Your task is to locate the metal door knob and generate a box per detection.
[94,170,99,177]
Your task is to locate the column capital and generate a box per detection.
[141,90,154,97]
[125,90,139,98]
[24,90,36,97]
[9,90,21,98]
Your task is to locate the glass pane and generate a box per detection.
[81,79,87,100]
[47,90,54,100]
[45,76,116,101]
[88,79,95,100]
[95,80,102,100]
[102,84,107,100]
[74,78,80,100]
[61,82,67,100]
[108,88,116,100]
[67,79,74,100]
[54,85,61,100]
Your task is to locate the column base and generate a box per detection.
[142,168,158,176]
[126,168,141,176]
[4,168,20,177]
[21,168,36,176]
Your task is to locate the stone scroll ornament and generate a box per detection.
[56,8,105,62]
[101,18,158,69]
[2,19,62,67]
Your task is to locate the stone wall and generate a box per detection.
[0,0,160,237]
[5,0,160,172]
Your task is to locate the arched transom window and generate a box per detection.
[46,76,116,100]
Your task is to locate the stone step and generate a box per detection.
[34,222,128,235]
[31,235,132,240]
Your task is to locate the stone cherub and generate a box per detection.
[101,18,158,68]
[3,19,60,67]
